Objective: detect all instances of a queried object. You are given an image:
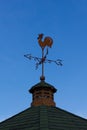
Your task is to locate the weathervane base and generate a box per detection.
[40,76,45,81]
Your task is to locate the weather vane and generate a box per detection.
[24,33,63,81]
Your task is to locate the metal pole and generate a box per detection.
[42,48,44,77]
[40,47,45,81]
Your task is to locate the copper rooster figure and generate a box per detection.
[37,34,53,48]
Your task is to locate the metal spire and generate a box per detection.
[24,34,63,81]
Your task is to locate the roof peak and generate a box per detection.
[29,80,57,93]
[0,106,87,130]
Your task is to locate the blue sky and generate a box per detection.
[0,0,87,121]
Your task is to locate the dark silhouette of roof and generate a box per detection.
[0,106,87,130]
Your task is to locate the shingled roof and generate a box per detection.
[0,106,87,130]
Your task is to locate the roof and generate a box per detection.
[0,106,87,130]
[29,81,57,93]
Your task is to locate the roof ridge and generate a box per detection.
[39,106,49,129]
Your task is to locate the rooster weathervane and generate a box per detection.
[24,34,62,81]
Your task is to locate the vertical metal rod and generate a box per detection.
[42,48,44,77]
